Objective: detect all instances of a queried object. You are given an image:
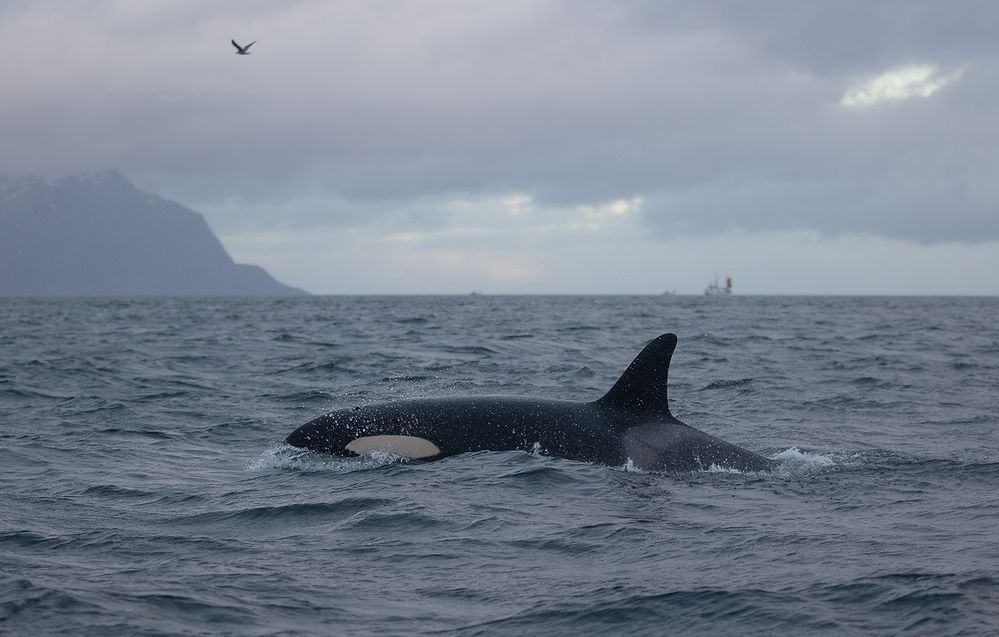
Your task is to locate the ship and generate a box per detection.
[704,274,733,296]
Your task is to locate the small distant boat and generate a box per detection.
[704,274,733,296]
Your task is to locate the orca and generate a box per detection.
[285,334,773,472]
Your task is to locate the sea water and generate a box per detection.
[2,295,997,635]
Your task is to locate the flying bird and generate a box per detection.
[232,40,255,55]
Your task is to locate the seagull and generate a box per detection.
[232,39,255,55]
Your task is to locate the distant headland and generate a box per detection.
[0,170,307,296]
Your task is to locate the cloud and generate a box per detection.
[221,221,999,295]
[841,65,967,107]
[1,0,997,257]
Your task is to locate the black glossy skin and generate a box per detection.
[285,334,773,472]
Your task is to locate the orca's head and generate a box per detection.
[285,409,358,454]
[285,404,443,459]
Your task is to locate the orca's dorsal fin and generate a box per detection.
[595,333,676,419]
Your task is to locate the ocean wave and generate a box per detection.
[699,377,755,391]
[169,497,392,527]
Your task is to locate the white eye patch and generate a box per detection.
[345,435,442,459]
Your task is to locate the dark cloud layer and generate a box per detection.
[2,1,996,243]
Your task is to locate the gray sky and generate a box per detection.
[3,1,997,294]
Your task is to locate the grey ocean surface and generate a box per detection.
[2,295,997,636]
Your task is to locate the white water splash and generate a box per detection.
[771,447,835,477]
[704,463,745,474]
[247,444,408,472]
[618,458,646,473]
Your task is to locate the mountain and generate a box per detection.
[0,171,307,296]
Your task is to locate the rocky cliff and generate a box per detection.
[0,171,306,296]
